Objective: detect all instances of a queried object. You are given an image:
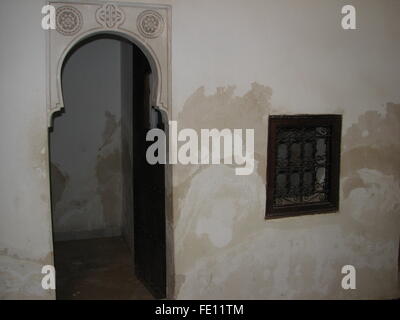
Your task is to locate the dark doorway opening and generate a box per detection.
[49,34,167,299]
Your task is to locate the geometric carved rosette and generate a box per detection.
[137,10,164,39]
[56,6,83,36]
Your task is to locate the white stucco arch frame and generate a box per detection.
[53,29,163,124]
[46,1,174,298]
[47,1,171,126]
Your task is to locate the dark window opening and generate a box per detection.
[266,115,342,219]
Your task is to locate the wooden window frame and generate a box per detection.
[266,115,342,219]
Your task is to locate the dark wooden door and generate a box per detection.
[134,105,167,299]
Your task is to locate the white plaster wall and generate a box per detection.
[0,0,54,299]
[50,38,123,241]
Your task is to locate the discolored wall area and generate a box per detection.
[0,0,54,299]
[171,0,400,299]
[50,38,123,241]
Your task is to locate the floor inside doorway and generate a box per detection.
[54,237,154,300]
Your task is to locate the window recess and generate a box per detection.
[266,115,342,219]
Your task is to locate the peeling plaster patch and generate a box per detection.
[0,254,53,300]
[50,162,69,207]
[28,117,49,182]
[177,222,398,299]
[174,274,186,296]
[341,168,400,237]
[342,146,400,193]
[172,80,274,282]
[175,82,272,215]
[55,195,102,232]
[99,111,120,151]
[0,250,54,299]
[51,107,123,239]
[195,198,237,248]
[96,149,122,228]
[343,103,400,157]
[342,174,367,200]
[175,164,265,271]
[34,167,47,179]
[341,103,400,235]
[176,226,336,299]
[174,82,400,299]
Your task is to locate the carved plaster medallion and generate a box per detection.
[137,10,164,39]
[56,6,83,36]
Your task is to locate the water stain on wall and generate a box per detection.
[342,103,400,199]
[174,83,272,282]
[50,108,123,238]
[340,102,400,238]
[96,111,122,229]
[96,149,122,228]
[50,162,69,207]
[173,81,400,298]
[175,82,272,192]
[28,116,49,181]
[99,111,121,151]
[0,249,54,299]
